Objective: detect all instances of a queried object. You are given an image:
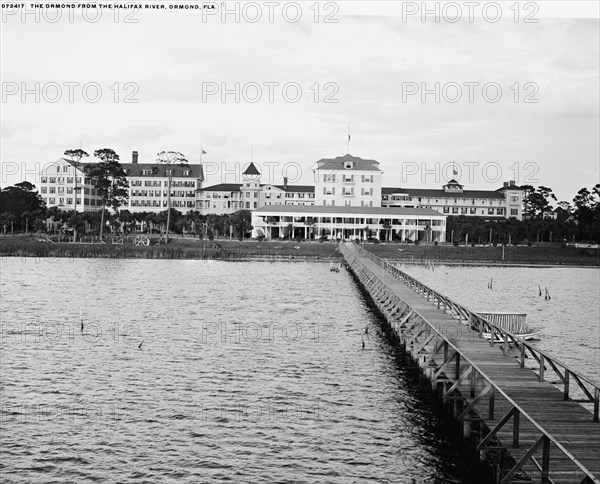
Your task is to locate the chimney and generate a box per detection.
[283,176,288,190]
[132,151,138,164]
[503,181,509,188]
[509,180,515,186]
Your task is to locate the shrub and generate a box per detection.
[453,241,459,247]
[434,241,439,246]
[527,241,532,247]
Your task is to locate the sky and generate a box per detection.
[1,1,598,203]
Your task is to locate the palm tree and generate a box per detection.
[156,151,188,243]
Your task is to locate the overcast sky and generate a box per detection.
[1,1,598,202]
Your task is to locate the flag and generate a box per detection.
[202,150,207,154]
[348,134,351,142]
[453,168,458,176]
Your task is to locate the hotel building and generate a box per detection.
[251,205,447,242]
[196,162,315,215]
[39,151,204,214]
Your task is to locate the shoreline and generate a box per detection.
[1,237,598,267]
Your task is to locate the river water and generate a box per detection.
[1,258,489,484]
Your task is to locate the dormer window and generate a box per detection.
[344,161,353,169]
[142,169,152,175]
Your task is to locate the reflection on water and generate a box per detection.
[1,258,489,484]
[400,264,600,380]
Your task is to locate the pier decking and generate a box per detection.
[340,242,600,484]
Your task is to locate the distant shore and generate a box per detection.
[0,235,343,261]
[1,235,598,266]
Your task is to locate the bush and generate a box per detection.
[453,241,459,247]
[414,240,420,245]
[527,241,532,247]
[354,238,360,244]
[257,235,265,242]
[373,239,380,244]
[471,242,475,247]
[434,241,439,246]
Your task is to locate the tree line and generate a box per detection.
[448,183,600,244]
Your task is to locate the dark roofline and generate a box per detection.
[254,205,444,217]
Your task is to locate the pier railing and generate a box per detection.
[347,242,600,422]
[342,241,600,483]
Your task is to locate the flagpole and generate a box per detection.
[347,124,350,154]
[200,141,203,164]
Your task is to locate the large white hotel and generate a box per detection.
[38,152,524,242]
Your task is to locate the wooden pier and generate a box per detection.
[340,242,600,484]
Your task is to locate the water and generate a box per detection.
[1,258,487,484]
[400,264,600,380]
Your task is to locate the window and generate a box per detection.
[345,200,351,206]
[41,177,48,183]
[461,207,467,214]
[41,187,47,193]
[49,177,56,183]
[63,165,68,172]
[67,198,73,205]
[49,187,56,194]
[470,207,476,214]
[56,166,60,173]
[488,208,495,215]
[443,207,449,214]
[49,197,55,204]
[510,195,519,203]
[511,209,519,216]
[362,175,373,183]
[344,161,353,169]
[323,174,336,182]
[452,207,459,214]
[497,208,505,215]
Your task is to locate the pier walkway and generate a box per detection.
[340,242,600,484]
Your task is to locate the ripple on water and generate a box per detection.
[1,258,490,484]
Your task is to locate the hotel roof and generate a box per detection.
[59,158,204,179]
[314,153,382,172]
[199,183,242,192]
[254,205,444,217]
[272,184,315,193]
[243,162,261,176]
[383,187,506,199]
